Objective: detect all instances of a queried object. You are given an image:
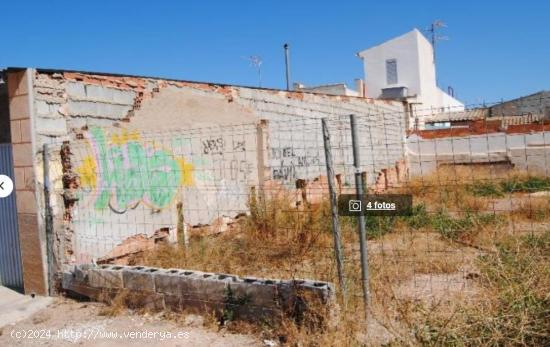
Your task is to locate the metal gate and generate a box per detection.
[0,143,24,292]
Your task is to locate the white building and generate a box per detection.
[293,81,362,97]
[358,29,464,122]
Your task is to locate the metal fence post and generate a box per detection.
[42,143,55,295]
[350,114,370,318]
[321,118,347,304]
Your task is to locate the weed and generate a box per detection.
[468,181,504,197]
[130,169,550,346]
[430,210,505,241]
[403,204,430,229]
[221,286,250,325]
[501,175,550,193]
[365,216,397,239]
[415,231,550,346]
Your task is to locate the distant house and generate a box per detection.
[293,82,361,97]
[489,91,550,119]
[422,108,488,130]
[357,29,464,117]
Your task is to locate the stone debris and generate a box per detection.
[97,228,177,265]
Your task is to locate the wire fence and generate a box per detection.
[45,103,550,344]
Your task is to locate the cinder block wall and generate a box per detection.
[5,68,407,287]
[489,91,550,118]
[63,264,336,323]
[407,131,550,177]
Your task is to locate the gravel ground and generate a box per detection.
[0,297,261,347]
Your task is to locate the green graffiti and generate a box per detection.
[90,127,182,212]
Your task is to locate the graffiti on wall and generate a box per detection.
[76,128,194,213]
[202,137,224,155]
[270,146,321,181]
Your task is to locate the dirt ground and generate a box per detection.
[0,297,261,347]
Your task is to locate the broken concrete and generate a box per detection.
[97,229,176,265]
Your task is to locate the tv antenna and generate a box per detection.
[426,20,449,64]
[243,55,263,87]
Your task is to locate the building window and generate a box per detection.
[386,59,398,85]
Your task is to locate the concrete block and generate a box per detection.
[35,100,57,116]
[65,265,336,323]
[63,277,102,300]
[65,82,86,99]
[62,271,75,290]
[67,100,132,119]
[154,269,184,295]
[126,292,165,311]
[88,265,124,289]
[9,95,30,120]
[81,84,107,100]
[112,89,136,105]
[293,279,335,303]
[73,264,93,283]
[66,118,87,130]
[35,117,68,136]
[183,272,230,301]
[229,277,279,308]
[179,272,229,312]
[275,279,336,316]
[122,266,157,292]
[163,294,183,311]
[84,85,135,105]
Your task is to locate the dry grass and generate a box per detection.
[413,231,550,346]
[118,167,550,345]
[97,289,129,316]
[510,197,550,222]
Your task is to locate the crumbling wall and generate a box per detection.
[235,88,405,187]
[27,70,406,266]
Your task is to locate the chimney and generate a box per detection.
[354,78,366,98]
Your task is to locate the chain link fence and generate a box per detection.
[44,102,550,345]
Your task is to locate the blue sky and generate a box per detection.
[1,1,548,105]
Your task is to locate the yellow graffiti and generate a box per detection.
[176,158,194,186]
[110,129,141,146]
[75,127,196,212]
[77,156,97,188]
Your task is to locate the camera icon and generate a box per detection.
[348,199,362,212]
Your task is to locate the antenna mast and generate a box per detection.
[244,55,263,87]
[427,20,448,64]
